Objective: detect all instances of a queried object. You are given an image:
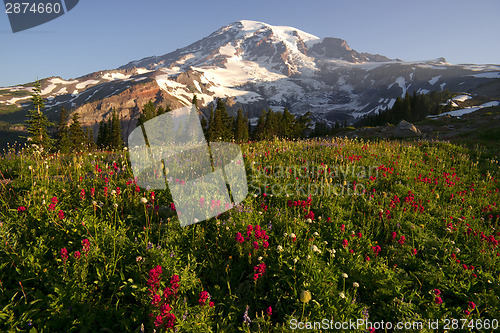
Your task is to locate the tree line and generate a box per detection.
[357,90,454,127]
[24,83,314,153]
[204,97,311,142]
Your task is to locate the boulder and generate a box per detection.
[394,120,422,138]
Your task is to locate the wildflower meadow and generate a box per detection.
[0,137,499,332]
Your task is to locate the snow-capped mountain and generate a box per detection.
[1,20,499,138]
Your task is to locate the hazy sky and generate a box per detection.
[0,0,499,87]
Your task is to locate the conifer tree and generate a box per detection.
[110,108,123,149]
[86,127,96,150]
[281,107,294,138]
[157,105,165,116]
[25,80,53,150]
[55,107,70,152]
[96,120,106,149]
[253,108,267,140]
[68,113,87,151]
[207,107,215,141]
[234,108,249,143]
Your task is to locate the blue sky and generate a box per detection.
[0,0,499,87]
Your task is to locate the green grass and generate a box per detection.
[0,138,499,332]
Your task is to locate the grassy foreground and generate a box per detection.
[0,138,499,332]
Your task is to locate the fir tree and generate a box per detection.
[25,80,53,150]
[68,113,87,151]
[157,106,165,116]
[234,108,249,143]
[281,107,294,138]
[207,99,233,141]
[96,120,107,149]
[55,107,70,152]
[110,108,123,149]
[253,108,267,140]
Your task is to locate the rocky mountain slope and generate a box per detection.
[1,20,499,142]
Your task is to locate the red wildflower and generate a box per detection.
[58,210,65,220]
[17,206,26,213]
[60,248,68,262]
[235,232,244,243]
[198,290,210,305]
[266,306,272,316]
[342,239,348,248]
[435,296,443,305]
[73,251,81,259]
[82,239,90,253]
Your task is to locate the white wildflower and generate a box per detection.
[140,197,148,204]
[342,273,348,279]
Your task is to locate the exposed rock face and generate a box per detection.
[394,120,422,138]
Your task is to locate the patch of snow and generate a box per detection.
[85,89,100,101]
[440,82,447,90]
[395,76,406,96]
[49,78,78,85]
[193,80,202,93]
[468,72,500,79]
[387,98,396,109]
[460,64,500,71]
[218,44,237,57]
[428,101,500,118]
[452,94,472,102]
[5,96,31,105]
[76,79,100,89]
[417,88,430,94]
[41,84,57,95]
[54,87,68,95]
[160,67,182,77]
[135,68,152,75]
[134,77,148,82]
[102,73,131,81]
[428,75,441,85]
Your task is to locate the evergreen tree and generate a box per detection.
[253,108,267,140]
[110,108,123,149]
[200,116,208,137]
[192,95,198,108]
[68,113,87,151]
[207,107,215,141]
[234,108,249,143]
[96,120,107,149]
[264,108,279,139]
[292,111,312,138]
[25,80,53,150]
[207,99,233,141]
[157,106,166,116]
[281,107,295,138]
[55,107,70,152]
[86,127,96,150]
